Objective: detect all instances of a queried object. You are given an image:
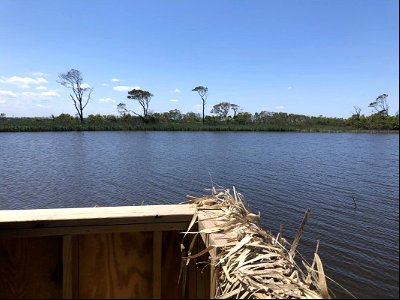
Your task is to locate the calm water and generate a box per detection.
[0,132,398,298]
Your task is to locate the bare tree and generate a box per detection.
[369,94,389,116]
[353,106,362,118]
[192,86,208,124]
[117,103,135,116]
[58,69,93,123]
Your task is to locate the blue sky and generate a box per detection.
[0,0,398,118]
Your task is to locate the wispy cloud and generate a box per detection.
[36,86,47,90]
[0,90,17,97]
[35,103,51,108]
[193,104,202,112]
[22,91,59,98]
[99,97,115,103]
[275,105,285,110]
[80,83,91,89]
[41,91,60,97]
[101,83,109,86]
[0,76,47,88]
[111,78,121,82]
[22,91,37,97]
[169,99,179,102]
[113,85,140,92]
[30,72,47,77]
[287,86,293,90]
[174,88,181,93]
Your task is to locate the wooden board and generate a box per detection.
[160,231,185,299]
[0,204,196,230]
[0,236,62,299]
[0,222,191,238]
[78,232,153,299]
[62,235,79,299]
[197,209,236,298]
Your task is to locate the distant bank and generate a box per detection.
[0,114,398,133]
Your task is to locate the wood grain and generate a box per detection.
[0,222,191,238]
[0,236,62,298]
[62,235,79,299]
[161,230,185,299]
[0,204,196,230]
[152,231,162,299]
[78,232,153,299]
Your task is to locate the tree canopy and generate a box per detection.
[369,94,389,116]
[211,102,231,119]
[118,89,153,121]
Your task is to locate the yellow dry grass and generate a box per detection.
[180,187,330,299]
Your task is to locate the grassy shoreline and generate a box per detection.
[0,121,398,133]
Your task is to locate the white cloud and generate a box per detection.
[288,86,293,90]
[174,88,181,93]
[101,83,109,86]
[0,90,17,97]
[111,78,121,82]
[0,99,6,104]
[113,85,140,92]
[0,76,47,87]
[21,84,30,89]
[193,104,202,112]
[21,91,59,98]
[80,83,91,89]
[36,86,47,90]
[99,97,115,103]
[169,99,179,102]
[30,72,47,77]
[22,91,37,97]
[41,91,60,97]
[275,105,285,110]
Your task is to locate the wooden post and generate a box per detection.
[62,235,79,299]
[153,231,162,299]
[209,251,217,299]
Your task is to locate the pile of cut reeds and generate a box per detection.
[180,187,330,299]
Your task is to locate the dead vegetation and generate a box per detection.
[180,187,330,299]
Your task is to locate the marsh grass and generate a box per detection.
[180,187,332,299]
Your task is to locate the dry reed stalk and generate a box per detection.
[181,187,330,299]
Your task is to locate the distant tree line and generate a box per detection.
[348,94,398,130]
[2,106,397,132]
[0,69,398,131]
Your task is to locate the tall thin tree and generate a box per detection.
[192,86,208,124]
[58,69,93,123]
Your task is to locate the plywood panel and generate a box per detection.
[78,232,153,299]
[153,231,162,299]
[62,235,79,299]
[195,235,211,299]
[0,236,62,299]
[161,231,185,299]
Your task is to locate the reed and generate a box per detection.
[181,187,330,299]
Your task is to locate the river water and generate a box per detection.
[0,131,398,298]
